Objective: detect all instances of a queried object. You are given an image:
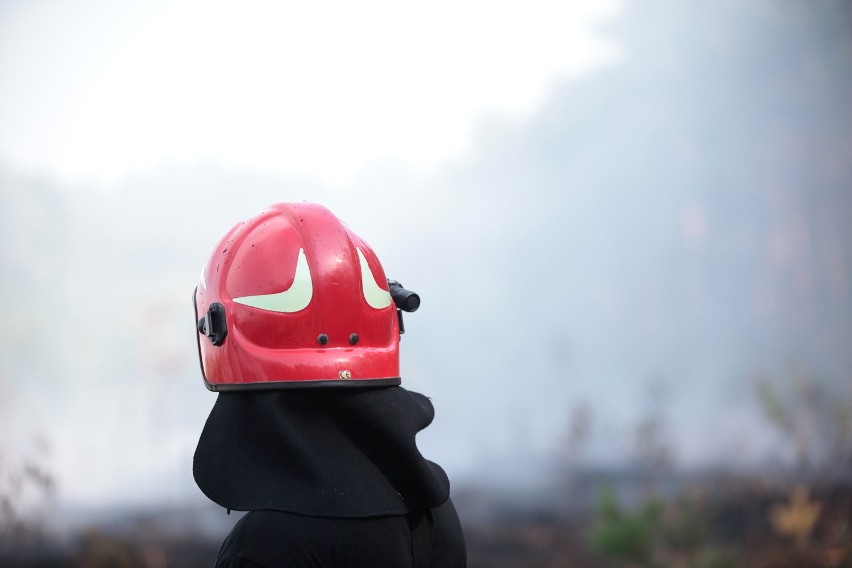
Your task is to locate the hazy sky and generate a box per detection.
[0,0,624,508]
[0,0,621,186]
[4,1,849,513]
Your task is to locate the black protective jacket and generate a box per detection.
[194,386,466,567]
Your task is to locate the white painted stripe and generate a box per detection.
[358,247,392,309]
[233,248,313,312]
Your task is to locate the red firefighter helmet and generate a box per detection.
[193,203,414,390]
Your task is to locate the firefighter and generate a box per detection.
[192,203,466,567]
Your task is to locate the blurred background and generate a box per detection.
[1,0,851,566]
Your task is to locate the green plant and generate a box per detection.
[589,485,665,567]
[589,487,744,568]
[0,439,55,543]
[756,374,852,472]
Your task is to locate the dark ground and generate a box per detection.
[1,478,850,567]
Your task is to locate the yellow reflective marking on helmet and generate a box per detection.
[233,248,313,312]
[357,247,392,309]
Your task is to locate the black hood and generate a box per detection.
[193,386,450,517]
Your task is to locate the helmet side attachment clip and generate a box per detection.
[198,302,228,346]
[387,280,419,336]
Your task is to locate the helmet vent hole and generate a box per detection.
[349,333,359,345]
[317,334,329,345]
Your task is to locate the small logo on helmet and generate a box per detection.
[338,370,352,380]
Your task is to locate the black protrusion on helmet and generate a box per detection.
[317,333,329,345]
[349,333,359,345]
[397,309,406,335]
[387,280,420,312]
[199,302,228,346]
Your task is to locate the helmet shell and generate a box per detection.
[194,203,400,390]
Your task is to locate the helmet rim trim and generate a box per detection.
[203,377,401,392]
